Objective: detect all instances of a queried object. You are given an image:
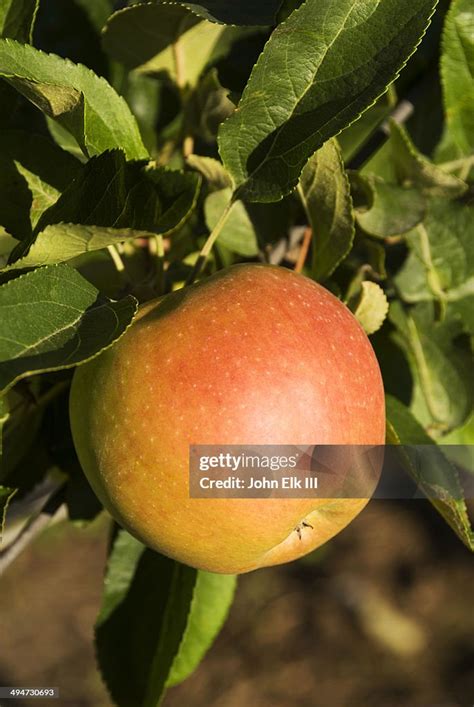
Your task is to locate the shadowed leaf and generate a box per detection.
[96,530,236,707]
[0,264,138,394]
[386,395,473,551]
[0,0,38,43]
[299,140,354,280]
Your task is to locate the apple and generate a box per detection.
[69,264,385,573]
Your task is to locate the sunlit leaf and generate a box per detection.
[351,281,389,336]
[205,188,259,256]
[0,39,148,160]
[219,0,438,202]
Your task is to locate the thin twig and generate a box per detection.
[183,135,195,158]
[438,155,474,175]
[5,380,70,429]
[108,245,132,288]
[107,245,125,272]
[149,235,165,295]
[186,198,235,285]
[0,490,67,576]
[294,227,312,274]
[171,25,196,158]
[35,380,70,409]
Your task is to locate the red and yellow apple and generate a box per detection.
[69,264,385,573]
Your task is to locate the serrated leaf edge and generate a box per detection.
[218,0,440,203]
[0,264,139,394]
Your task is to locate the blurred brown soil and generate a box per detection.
[1,500,473,707]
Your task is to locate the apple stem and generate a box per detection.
[186,197,236,285]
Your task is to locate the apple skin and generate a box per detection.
[70,264,385,574]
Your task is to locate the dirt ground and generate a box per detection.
[1,500,473,707]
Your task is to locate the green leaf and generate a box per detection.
[365,239,387,280]
[171,0,281,25]
[442,413,474,446]
[8,150,200,266]
[74,0,114,31]
[0,485,16,544]
[96,530,236,707]
[167,570,237,687]
[353,175,426,238]
[7,224,153,269]
[186,155,232,191]
[14,163,60,229]
[145,164,201,235]
[395,198,474,317]
[390,301,473,431]
[205,189,259,256]
[46,118,86,161]
[0,121,77,241]
[0,158,33,240]
[218,0,438,202]
[0,264,138,394]
[441,413,474,470]
[449,296,474,336]
[338,90,396,163]
[386,395,473,551]
[299,139,354,280]
[0,230,17,267]
[277,0,303,23]
[34,150,153,229]
[102,4,224,87]
[0,0,38,43]
[436,0,474,165]
[0,39,148,160]
[390,121,467,197]
[121,73,162,155]
[186,69,235,144]
[350,281,389,335]
[0,128,77,242]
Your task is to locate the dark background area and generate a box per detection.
[1,499,473,707]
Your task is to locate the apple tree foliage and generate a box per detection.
[0,0,472,704]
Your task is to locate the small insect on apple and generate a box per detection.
[295,521,314,540]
